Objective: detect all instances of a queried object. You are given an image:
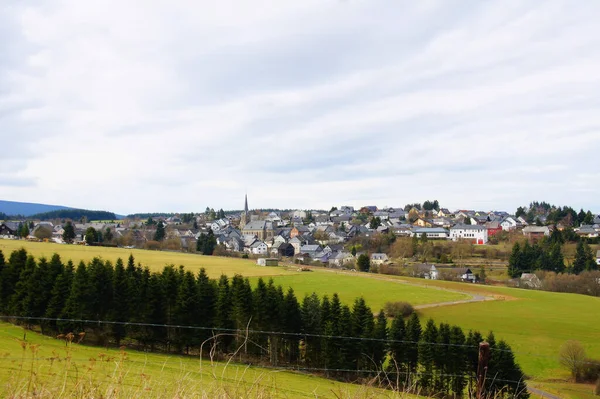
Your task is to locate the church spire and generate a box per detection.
[244,193,248,213]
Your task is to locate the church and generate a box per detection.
[240,195,274,240]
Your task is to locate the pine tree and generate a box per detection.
[433,323,451,394]
[144,273,168,350]
[572,241,588,274]
[197,268,217,348]
[9,255,38,323]
[549,242,565,273]
[230,274,253,353]
[174,270,200,353]
[0,249,28,313]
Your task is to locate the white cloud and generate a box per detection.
[1,0,599,214]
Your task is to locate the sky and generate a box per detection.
[1,0,599,215]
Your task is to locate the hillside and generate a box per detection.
[0,200,71,217]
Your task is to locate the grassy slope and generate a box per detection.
[0,240,295,278]
[2,240,598,398]
[249,273,470,311]
[0,322,408,399]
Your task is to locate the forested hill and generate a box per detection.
[30,209,117,221]
[0,200,70,217]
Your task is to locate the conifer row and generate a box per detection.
[0,249,528,398]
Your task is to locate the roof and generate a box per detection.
[371,253,389,260]
[522,226,550,233]
[413,227,448,233]
[243,221,266,230]
[450,224,486,230]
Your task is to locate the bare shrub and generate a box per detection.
[383,301,414,318]
[560,340,586,382]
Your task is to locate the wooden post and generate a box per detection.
[476,341,490,399]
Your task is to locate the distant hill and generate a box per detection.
[0,200,122,220]
[0,200,71,217]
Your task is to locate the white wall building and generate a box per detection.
[449,224,488,244]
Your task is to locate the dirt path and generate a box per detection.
[528,386,563,399]
[296,265,497,309]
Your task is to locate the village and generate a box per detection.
[2,196,600,281]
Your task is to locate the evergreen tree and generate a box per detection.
[357,254,370,272]
[351,297,374,370]
[111,258,129,345]
[144,273,168,350]
[197,268,217,347]
[85,227,98,244]
[0,249,28,314]
[61,261,91,332]
[487,340,530,398]
[62,221,76,243]
[388,314,408,379]
[572,241,594,274]
[548,242,565,273]
[406,313,422,374]
[371,310,388,369]
[337,304,356,373]
[214,275,234,352]
[281,288,302,364]
[418,319,438,391]
[448,326,467,397]
[9,255,38,322]
[508,242,523,278]
[154,221,166,241]
[44,261,74,332]
[301,293,323,367]
[174,270,200,353]
[433,322,451,394]
[104,227,113,242]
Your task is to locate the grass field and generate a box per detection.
[248,273,470,312]
[0,322,409,399]
[0,240,297,278]
[1,239,598,398]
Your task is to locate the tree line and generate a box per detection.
[29,209,117,221]
[508,232,598,277]
[0,249,528,398]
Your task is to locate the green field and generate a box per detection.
[0,322,406,399]
[0,240,297,278]
[249,273,470,311]
[1,239,597,398]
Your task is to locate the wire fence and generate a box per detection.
[1,315,597,368]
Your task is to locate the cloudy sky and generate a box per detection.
[1,1,599,214]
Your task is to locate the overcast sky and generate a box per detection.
[1,1,599,214]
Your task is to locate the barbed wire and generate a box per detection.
[1,315,597,366]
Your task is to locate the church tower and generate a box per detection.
[240,194,249,228]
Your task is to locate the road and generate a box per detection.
[528,386,563,399]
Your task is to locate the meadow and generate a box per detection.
[0,322,408,399]
[1,239,598,398]
[0,239,295,278]
[248,273,470,311]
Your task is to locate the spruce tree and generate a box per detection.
[61,261,91,332]
[508,242,523,278]
[418,319,438,391]
[406,313,422,374]
[111,258,129,345]
[174,270,200,353]
[371,310,388,370]
[487,340,529,398]
[62,221,76,244]
[388,314,408,379]
[214,275,234,352]
[351,297,374,370]
[448,326,467,397]
[301,293,323,367]
[0,249,28,314]
[154,221,166,241]
[197,268,217,347]
[44,261,74,332]
[281,288,302,364]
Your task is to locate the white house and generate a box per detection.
[250,241,268,255]
[449,224,488,244]
[370,253,389,265]
[500,217,518,231]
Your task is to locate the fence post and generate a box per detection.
[476,341,490,399]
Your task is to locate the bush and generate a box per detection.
[145,240,161,250]
[383,301,414,318]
